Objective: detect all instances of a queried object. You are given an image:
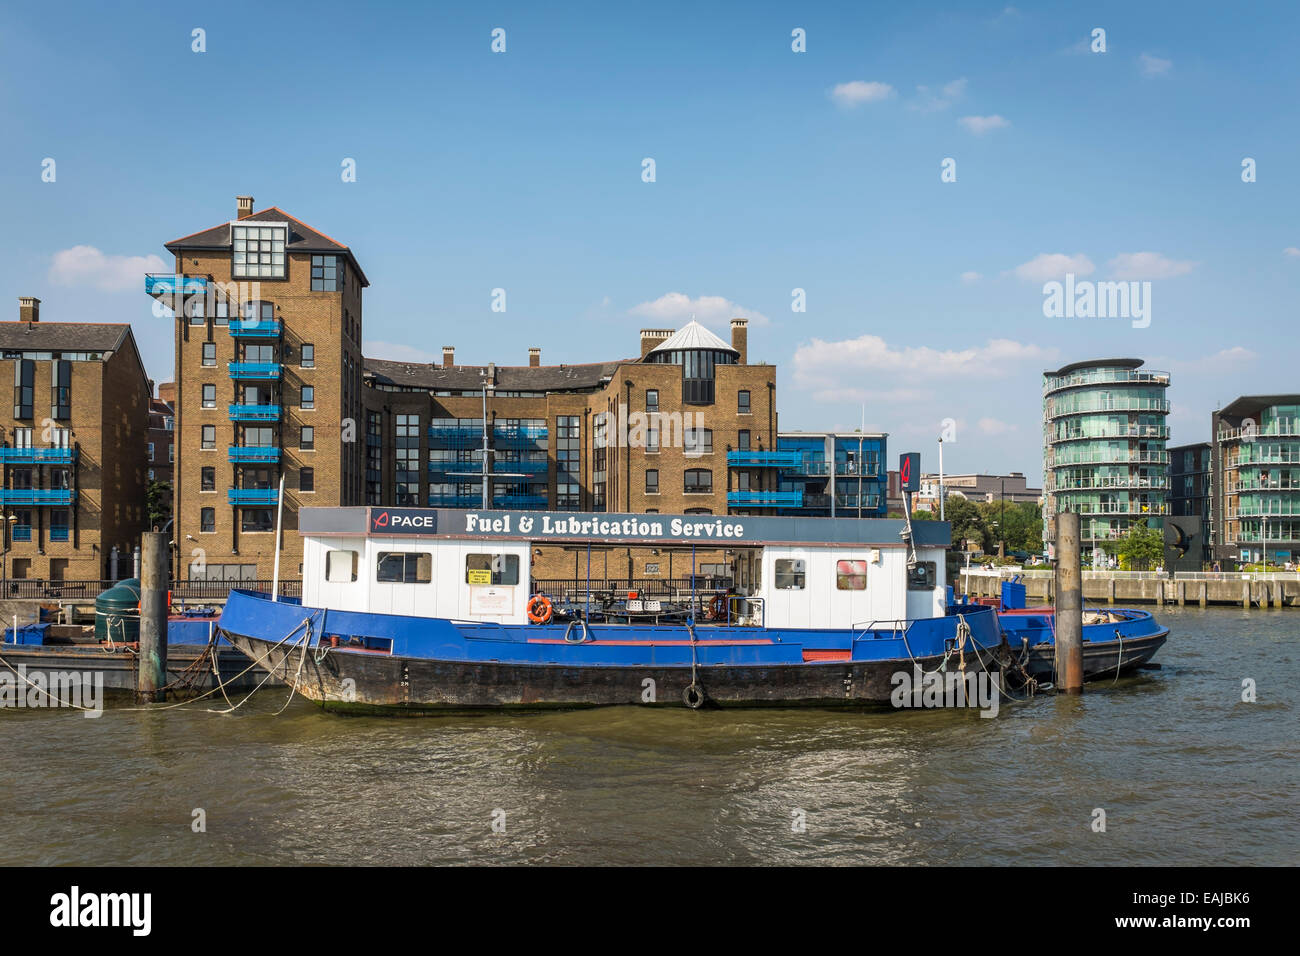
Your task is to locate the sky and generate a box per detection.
[2,0,1297,485]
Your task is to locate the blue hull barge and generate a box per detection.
[997,606,1169,684]
[220,506,1007,713]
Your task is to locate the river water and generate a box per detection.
[1,606,1295,866]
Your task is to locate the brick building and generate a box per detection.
[147,381,175,486]
[147,197,368,583]
[0,297,152,582]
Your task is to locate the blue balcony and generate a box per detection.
[0,447,77,464]
[727,490,804,507]
[228,446,281,464]
[429,426,483,440]
[145,274,208,296]
[428,494,482,507]
[12,525,31,542]
[229,403,281,422]
[0,489,77,505]
[495,459,549,474]
[50,526,69,542]
[228,362,282,380]
[727,450,802,467]
[228,488,280,506]
[493,426,548,447]
[493,494,548,508]
[229,320,282,338]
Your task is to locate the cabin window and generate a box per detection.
[326,550,358,583]
[774,558,805,590]
[907,561,937,591]
[376,551,432,583]
[465,553,520,585]
[836,560,868,590]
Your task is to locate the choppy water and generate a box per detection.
[1,606,1295,865]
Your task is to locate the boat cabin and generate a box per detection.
[297,507,952,627]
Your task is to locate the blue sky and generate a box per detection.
[2,0,1297,484]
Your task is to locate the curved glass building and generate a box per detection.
[1042,358,1171,553]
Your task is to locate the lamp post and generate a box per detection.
[480,372,495,510]
[999,477,1006,559]
[937,437,945,522]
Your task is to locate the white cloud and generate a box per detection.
[1284,247,1300,258]
[49,245,167,293]
[629,292,771,328]
[1107,252,1196,280]
[830,80,895,108]
[792,334,1057,393]
[960,271,982,283]
[1009,253,1096,282]
[1139,53,1171,76]
[910,77,967,112]
[366,341,439,364]
[977,417,1017,436]
[958,114,1010,135]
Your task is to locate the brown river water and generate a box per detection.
[0,605,1295,865]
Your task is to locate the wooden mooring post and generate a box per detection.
[1054,512,1084,694]
[137,532,169,702]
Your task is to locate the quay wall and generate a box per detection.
[959,569,1298,609]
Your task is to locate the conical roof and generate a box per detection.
[648,320,738,355]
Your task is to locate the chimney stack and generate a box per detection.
[18,297,40,324]
[640,328,674,359]
[442,346,455,368]
[730,317,748,364]
[236,195,254,219]
[528,347,540,368]
[157,382,177,406]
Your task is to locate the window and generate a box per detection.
[213,296,229,326]
[646,424,659,454]
[326,550,358,583]
[684,468,712,493]
[907,561,937,591]
[50,510,69,542]
[646,389,659,412]
[377,551,432,583]
[202,342,216,366]
[836,559,868,590]
[775,558,806,590]
[300,467,314,492]
[645,469,659,494]
[148,469,155,481]
[395,414,421,505]
[232,223,287,279]
[188,300,205,326]
[200,507,215,533]
[148,442,155,459]
[201,467,215,491]
[201,425,215,450]
[301,385,314,410]
[51,360,71,419]
[241,509,274,532]
[738,430,751,451]
[13,359,33,418]
[13,427,31,448]
[310,255,343,292]
[684,427,713,456]
[202,384,216,408]
[301,343,315,368]
[301,425,314,450]
[242,300,275,328]
[465,553,520,586]
[738,390,751,414]
[556,415,580,508]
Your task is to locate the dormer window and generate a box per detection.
[232,222,287,278]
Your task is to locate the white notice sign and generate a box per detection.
[470,586,514,616]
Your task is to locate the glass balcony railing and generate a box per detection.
[727,490,804,507]
[428,494,482,507]
[145,273,208,296]
[228,403,281,421]
[228,362,282,380]
[1043,368,1170,394]
[50,526,69,542]
[0,489,76,505]
[727,450,802,467]
[12,525,31,542]
[492,494,548,508]
[493,459,549,473]
[228,446,281,463]
[227,488,280,505]
[229,320,282,337]
[0,447,77,463]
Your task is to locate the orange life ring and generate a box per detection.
[527,593,553,624]
[708,593,728,620]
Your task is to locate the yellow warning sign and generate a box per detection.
[467,569,492,584]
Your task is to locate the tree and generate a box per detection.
[1102,520,1164,570]
[148,480,172,531]
[941,495,993,553]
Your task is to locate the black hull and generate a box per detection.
[221,628,1001,714]
[1017,631,1169,684]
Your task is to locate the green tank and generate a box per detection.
[95,581,141,643]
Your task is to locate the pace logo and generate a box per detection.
[371,511,389,531]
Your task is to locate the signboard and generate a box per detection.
[466,569,492,584]
[899,452,920,494]
[469,586,513,615]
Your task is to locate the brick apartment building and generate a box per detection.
[147,381,175,486]
[147,197,367,583]
[0,297,152,582]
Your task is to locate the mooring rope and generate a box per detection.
[270,623,315,717]
[206,617,317,715]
